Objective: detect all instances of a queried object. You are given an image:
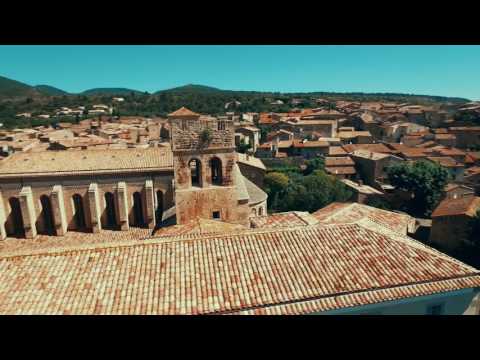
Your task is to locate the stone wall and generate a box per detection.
[430,215,472,251]
[171,118,235,152]
[0,171,174,238]
[175,186,250,226]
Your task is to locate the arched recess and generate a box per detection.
[40,195,56,235]
[155,190,163,226]
[189,158,202,187]
[210,157,223,185]
[8,197,24,237]
[72,194,86,230]
[132,191,145,227]
[104,192,117,229]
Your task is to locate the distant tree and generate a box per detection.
[386,160,450,217]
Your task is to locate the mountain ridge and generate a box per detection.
[0,74,472,103]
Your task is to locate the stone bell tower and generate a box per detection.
[169,107,249,226]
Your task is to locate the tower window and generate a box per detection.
[189,158,202,187]
[181,120,187,130]
[210,157,223,185]
[212,211,221,219]
[218,121,226,131]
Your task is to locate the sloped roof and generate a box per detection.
[236,153,266,170]
[0,223,478,315]
[0,147,173,177]
[244,176,268,205]
[431,196,480,218]
[251,211,319,229]
[153,218,246,238]
[168,107,200,117]
[313,202,416,235]
[325,156,355,167]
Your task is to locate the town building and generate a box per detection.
[429,195,480,251]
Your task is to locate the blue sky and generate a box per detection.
[0,45,479,100]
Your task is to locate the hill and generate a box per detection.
[0,75,41,98]
[156,84,226,94]
[34,85,69,96]
[81,88,144,96]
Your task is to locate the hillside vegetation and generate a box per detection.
[0,74,472,129]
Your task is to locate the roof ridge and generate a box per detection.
[0,223,358,261]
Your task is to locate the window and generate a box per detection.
[212,211,221,219]
[210,157,222,185]
[189,158,202,187]
[218,121,225,131]
[181,120,187,131]
[426,303,444,315]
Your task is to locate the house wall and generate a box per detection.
[449,129,480,149]
[315,288,479,315]
[429,214,472,251]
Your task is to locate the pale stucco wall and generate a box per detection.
[314,288,479,315]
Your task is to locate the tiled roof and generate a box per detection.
[351,150,391,161]
[325,156,355,167]
[250,211,318,229]
[427,156,463,168]
[313,202,415,235]
[153,218,246,238]
[236,153,266,170]
[325,166,357,175]
[244,176,268,205]
[0,223,479,315]
[431,196,480,218]
[328,146,347,156]
[433,147,466,157]
[0,147,173,177]
[168,107,200,117]
[342,143,393,154]
[292,140,329,148]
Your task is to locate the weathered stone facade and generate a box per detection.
[170,109,251,226]
[0,172,174,239]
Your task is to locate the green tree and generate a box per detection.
[303,157,325,175]
[264,172,289,198]
[386,160,450,217]
[365,197,392,211]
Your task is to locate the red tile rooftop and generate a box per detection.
[342,143,393,154]
[312,202,416,235]
[0,222,478,315]
[431,196,480,218]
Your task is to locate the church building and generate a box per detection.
[0,107,267,240]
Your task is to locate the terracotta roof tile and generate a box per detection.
[0,223,478,315]
[0,147,173,177]
[431,196,480,218]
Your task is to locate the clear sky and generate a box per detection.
[0,45,479,100]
